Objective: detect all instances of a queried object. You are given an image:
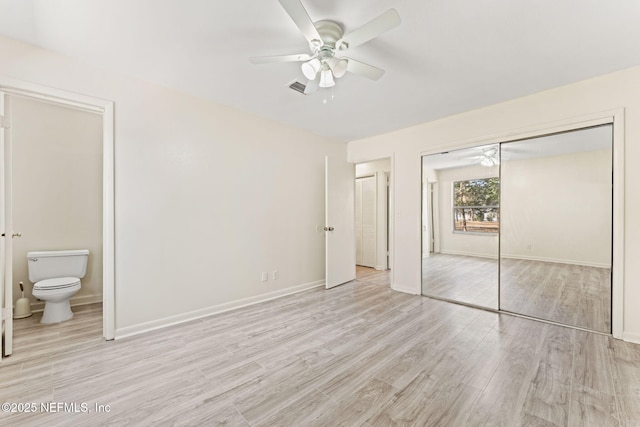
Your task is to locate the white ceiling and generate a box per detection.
[1,0,640,142]
[424,124,612,170]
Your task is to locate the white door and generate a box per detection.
[355,176,376,268]
[0,92,13,358]
[325,156,355,289]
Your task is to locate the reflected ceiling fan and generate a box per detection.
[250,0,401,94]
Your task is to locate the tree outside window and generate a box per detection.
[453,178,499,233]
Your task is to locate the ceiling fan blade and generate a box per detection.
[278,0,322,45]
[345,58,385,81]
[304,77,319,95]
[337,9,401,50]
[249,53,312,64]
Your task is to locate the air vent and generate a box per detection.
[289,81,307,95]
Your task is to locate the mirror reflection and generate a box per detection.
[499,125,612,332]
[422,144,499,309]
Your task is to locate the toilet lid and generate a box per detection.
[34,277,81,291]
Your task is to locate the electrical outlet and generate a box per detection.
[261,272,268,282]
[273,270,279,280]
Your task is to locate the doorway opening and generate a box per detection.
[1,82,115,360]
[355,158,392,285]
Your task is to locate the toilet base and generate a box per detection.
[40,300,74,324]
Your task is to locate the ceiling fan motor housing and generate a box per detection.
[312,20,345,53]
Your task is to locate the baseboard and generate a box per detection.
[26,293,103,313]
[115,280,325,340]
[391,282,420,295]
[500,254,610,268]
[440,250,498,259]
[623,332,640,345]
[375,265,386,271]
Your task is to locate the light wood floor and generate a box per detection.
[2,269,639,426]
[501,258,611,333]
[422,253,498,309]
[422,254,610,333]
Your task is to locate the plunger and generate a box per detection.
[14,281,32,319]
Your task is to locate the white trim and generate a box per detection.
[419,108,624,338]
[622,332,640,345]
[611,109,625,340]
[115,280,325,340]
[0,75,116,341]
[391,282,419,295]
[419,110,617,157]
[352,154,395,288]
[389,154,395,288]
[102,102,115,340]
[499,254,611,269]
[439,249,498,260]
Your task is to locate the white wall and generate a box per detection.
[0,36,346,336]
[501,149,611,267]
[349,65,640,341]
[11,96,103,309]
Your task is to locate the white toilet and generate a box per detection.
[27,249,89,324]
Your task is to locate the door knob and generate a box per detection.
[324,226,335,231]
[12,232,22,238]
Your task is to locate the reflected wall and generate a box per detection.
[499,125,612,332]
[422,145,499,310]
[421,125,613,333]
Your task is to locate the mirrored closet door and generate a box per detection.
[500,125,612,333]
[421,124,613,333]
[421,145,500,310]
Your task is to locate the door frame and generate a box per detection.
[0,76,115,340]
[352,155,395,285]
[419,109,624,339]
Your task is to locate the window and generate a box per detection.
[453,177,499,233]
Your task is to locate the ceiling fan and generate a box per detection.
[250,0,401,95]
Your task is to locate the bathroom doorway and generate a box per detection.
[1,82,115,359]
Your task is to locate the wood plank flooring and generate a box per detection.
[422,254,611,333]
[500,258,611,333]
[2,267,639,426]
[422,253,498,309]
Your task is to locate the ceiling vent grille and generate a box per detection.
[289,81,307,95]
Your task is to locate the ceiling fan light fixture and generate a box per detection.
[331,58,349,78]
[480,157,494,167]
[319,68,335,88]
[301,58,321,80]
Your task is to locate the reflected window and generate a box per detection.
[453,177,499,233]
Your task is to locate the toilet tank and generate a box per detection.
[27,249,90,282]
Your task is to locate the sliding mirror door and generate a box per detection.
[422,145,499,309]
[499,125,612,332]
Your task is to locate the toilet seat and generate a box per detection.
[34,277,81,291]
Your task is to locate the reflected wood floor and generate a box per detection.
[2,270,639,426]
[423,254,611,333]
[501,258,611,333]
[422,253,498,309]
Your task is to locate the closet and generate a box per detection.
[421,124,613,333]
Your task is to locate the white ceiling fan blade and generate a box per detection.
[249,53,312,64]
[278,0,322,46]
[345,58,385,81]
[304,77,319,95]
[336,9,401,50]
